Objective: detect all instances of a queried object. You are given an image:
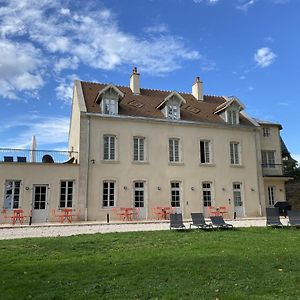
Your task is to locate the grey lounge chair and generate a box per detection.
[170,213,186,230]
[190,213,213,229]
[4,156,13,162]
[266,207,283,227]
[17,156,27,162]
[210,216,233,229]
[287,211,300,228]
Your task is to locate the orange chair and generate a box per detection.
[219,206,228,219]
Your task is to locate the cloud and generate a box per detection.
[236,0,256,11]
[55,74,78,104]
[193,0,220,4]
[0,39,44,99]
[0,0,202,101]
[254,47,277,68]
[0,113,69,148]
[144,24,168,34]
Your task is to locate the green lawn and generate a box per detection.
[0,228,299,300]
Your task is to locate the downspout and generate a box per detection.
[85,115,91,221]
[254,129,262,216]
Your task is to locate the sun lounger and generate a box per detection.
[266,207,283,227]
[170,213,186,230]
[210,216,233,229]
[190,213,213,229]
[287,211,300,228]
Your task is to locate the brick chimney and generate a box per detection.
[192,76,203,101]
[130,67,140,94]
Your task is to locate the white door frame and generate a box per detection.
[32,184,49,223]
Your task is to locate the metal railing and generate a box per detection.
[0,148,79,164]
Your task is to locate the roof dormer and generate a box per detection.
[215,96,245,125]
[95,84,124,115]
[156,91,186,120]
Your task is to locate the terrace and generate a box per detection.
[0,148,79,164]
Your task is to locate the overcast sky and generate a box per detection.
[0,0,299,162]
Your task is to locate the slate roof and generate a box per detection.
[81,81,255,127]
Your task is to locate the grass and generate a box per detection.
[0,228,299,300]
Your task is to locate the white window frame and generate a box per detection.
[267,186,276,206]
[230,142,240,165]
[233,182,243,206]
[103,135,116,160]
[262,151,276,168]
[59,180,74,208]
[170,181,181,207]
[102,98,118,115]
[133,181,145,208]
[4,180,21,210]
[133,137,145,162]
[200,140,211,164]
[202,182,213,207]
[227,109,239,125]
[169,138,180,163]
[263,127,271,137]
[167,104,180,120]
[102,181,116,208]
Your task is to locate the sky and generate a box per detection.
[0,0,299,162]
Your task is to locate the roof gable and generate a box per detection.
[95,84,124,103]
[156,91,187,109]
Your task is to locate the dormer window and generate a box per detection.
[102,98,118,115]
[94,84,124,116]
[167,102,180,120]
[215,96,244,125]
[156,91,186,121]
[227,109,238,125]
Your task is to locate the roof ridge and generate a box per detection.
[81,80,225,99]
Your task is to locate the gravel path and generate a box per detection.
[0,218,290,240]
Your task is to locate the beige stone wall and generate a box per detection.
[0,163,78,224]
[85,115,263,221]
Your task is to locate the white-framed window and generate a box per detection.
[133,137,145,162]
[230,142,240,165]
[169,138,180,163]
[103,135,116,160]
[102,98,118,115]
[262,151,275,168]
[167,104,180,120]
[59,180,74,208]
[4,180,21,210]
[227,109,238,125]
[233,182,243,206]
[268,186,276,206]
[102,181,115,207]
[263,127,271,137]
[133,181,145,208]
[170,181,181,207]
[200,140,211,164]
[202,182,213,207]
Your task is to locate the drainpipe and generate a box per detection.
[254,129,263,216]
[84,116,90,221]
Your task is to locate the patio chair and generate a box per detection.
[4,156,13,162]
[190,213,213,229]
[17,156,27,163]
[266,207,283,227]
[170,213,186,230]
[287,211,300,228]
[210,216,233,229]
